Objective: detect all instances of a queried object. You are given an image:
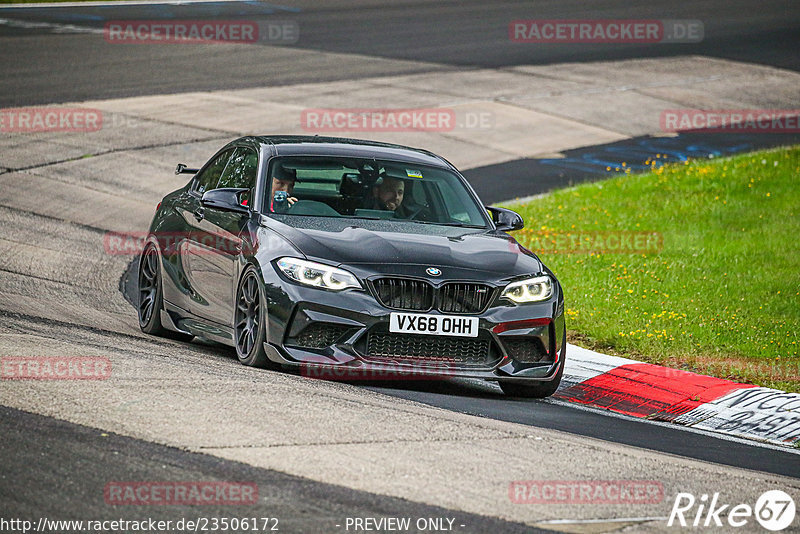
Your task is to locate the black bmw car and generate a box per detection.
[138,136,566,397]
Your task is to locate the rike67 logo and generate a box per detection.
[668,490,796,531]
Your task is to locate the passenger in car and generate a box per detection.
[271,166,298,212]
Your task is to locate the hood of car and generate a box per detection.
[268,219,544,281]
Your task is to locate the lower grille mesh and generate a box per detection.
[366,332,491,365]
[292,324,351,349]
[502,337,551,363]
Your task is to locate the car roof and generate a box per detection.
[241,135,454,170]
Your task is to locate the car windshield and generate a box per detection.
[264,156,490,228]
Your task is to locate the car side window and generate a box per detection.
[194,149,234,195]
[217,147,258,206]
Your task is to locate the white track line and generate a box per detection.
[0,0,296,8]
[0,17,102,33]
[536,517,669,525]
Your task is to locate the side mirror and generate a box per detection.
[201,188,250,214]
[487,206,524,231]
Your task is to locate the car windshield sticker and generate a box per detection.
[406,169,423,178]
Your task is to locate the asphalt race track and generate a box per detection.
[1,1,800,533]
[0,0,799,107]
[1,405,543,534]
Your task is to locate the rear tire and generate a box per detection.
[499,355,564,398]
[137,243,193,342]
[234,267,270,368]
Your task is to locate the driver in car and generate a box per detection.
[371,171,405,212]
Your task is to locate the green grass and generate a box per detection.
[502,146,800,392]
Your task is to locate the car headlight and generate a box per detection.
[276,257,361,291]
[501,275,553,303]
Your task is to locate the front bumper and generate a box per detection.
[263,279,566,383]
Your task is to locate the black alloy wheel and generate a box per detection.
[138,244,161,331]
[234,268,270,367]
[137,243,193,341]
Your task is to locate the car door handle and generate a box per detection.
[193,207,205,221]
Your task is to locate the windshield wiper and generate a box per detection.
[410,220,486,228]
[345,216,485,228]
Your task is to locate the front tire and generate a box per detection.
[234,267,270,368]
[137,243,193,342]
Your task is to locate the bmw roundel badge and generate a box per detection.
[426,267,442,276]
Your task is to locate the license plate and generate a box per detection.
[389,312,479,338]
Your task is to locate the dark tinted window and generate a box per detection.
[194,149,234,195]
[264,157,489,228]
